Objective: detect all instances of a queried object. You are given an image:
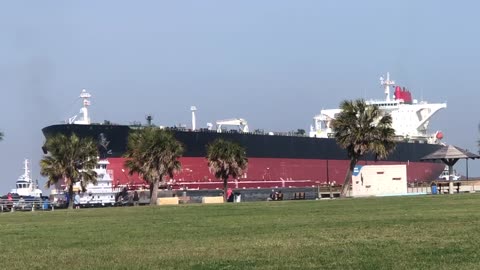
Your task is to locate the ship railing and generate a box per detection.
[394,135,431,144]
[124,125,312,138]
[0,198,57,212]
[79,198,116,206]
[185,129,309,137]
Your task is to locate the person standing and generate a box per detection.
[74,191,81,209]
[7,193,13,209]
[133,190,139,206]
[18,196,25,210]
[65,192,70,208]
[226,188,234,202]
[42,197,49,210]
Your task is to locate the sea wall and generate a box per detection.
[157,187,318,203]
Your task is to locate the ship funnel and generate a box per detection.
[191,106,197,131]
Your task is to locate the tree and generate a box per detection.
[40,133,98,209]
[0,131,3,141]
[207,139,248,202]
[332,99,396,197]
[124,128,184,205]
[296,129,306,136]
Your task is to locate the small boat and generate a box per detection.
[0,159,45,211]
[10,159,43,198]
[438,166,461,181]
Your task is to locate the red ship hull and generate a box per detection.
[107,157,444,190]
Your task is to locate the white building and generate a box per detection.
[351,165,407,197]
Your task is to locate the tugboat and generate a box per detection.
[77,159,120,207]
[10,159,43,197]
[0,159,45,211]
[50,159,121,207]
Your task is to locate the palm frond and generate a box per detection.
[332,99,396,160]
[40,133,99,188]
[206,139,248,181]
[124,127,184,184]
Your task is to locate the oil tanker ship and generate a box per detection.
[42,73,447,189]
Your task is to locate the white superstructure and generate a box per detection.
[438,166,461,181]
[76,159,119,206]
[11,159,43,197]
[50,159,120,206]
[309,73,447,144]
[68,89,92,125]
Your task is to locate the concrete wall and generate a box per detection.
[351,165,407,197]
[202,196,224,204]
[157,187,318,203]
[156,197,179,205]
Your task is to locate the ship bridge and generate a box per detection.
[309,73,447,144]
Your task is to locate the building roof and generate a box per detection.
[421,145,480,161]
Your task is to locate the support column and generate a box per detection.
[448,165,454,194]
[441,158,459,195]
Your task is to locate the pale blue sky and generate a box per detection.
[0,1,479,194]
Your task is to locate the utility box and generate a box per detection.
[351,165,407,197]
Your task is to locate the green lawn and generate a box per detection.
[1,194,480,270]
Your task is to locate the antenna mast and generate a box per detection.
[380,72,395,102]
[24,159,29,179]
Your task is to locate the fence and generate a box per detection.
[0,198,56,212]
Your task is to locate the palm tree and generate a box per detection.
[40,133,99,209]
[124,128,184,205]
[207,139,248,202]
[332,99,396,197]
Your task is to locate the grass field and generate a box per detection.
[1,194,480,270]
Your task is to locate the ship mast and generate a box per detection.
[69,89,92,124]
[24,159,30,180]
[380,72,395,102]
[79,89,91,124]
[191,106,197,131]
[23,159,33,191]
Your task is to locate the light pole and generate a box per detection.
[466,150,469,180]
[121,169,131,188]
[327,159,332,199]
